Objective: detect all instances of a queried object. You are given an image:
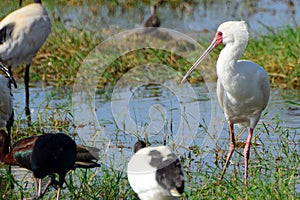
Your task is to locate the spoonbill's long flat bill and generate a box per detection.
[181,21,270,184]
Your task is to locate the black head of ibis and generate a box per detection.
[133,140,146,153]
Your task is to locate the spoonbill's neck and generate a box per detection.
[217,40,247,73]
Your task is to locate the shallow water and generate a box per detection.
[51,0,300,38]
[3,74,300,195]
[11,81,300,168]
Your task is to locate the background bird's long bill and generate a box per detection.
[181,38,217,84]
[0,62,17,88]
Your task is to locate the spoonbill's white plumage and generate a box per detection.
[127,140,184,200]
[0,62,16,135]
[181,21,270,184]
[0,0,51,122]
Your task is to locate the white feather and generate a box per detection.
[216,21,270,128]
[0,3,51,67]
[127,146,180,200]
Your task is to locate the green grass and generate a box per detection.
[245,27,300,89]
[33,24,299,89]
[29,23,300,89]
[183,122,299,200]
[1,116,299,199]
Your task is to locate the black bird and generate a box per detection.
[0,131,100,199]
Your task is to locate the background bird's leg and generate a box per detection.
[244,127,253,185]
[6,110,13,136]
[41,174,58,197]
[220,123,235,180]
[49,174,60,190]
[56,175,66,200]
[41,180,52,196]
[56,187,61,200]
[6,110,14,189]
[38,179,42,197]
[24,64,31,125]
[33,178,40,197]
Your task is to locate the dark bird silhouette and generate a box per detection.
[0,0,51,123]
[127,140,184,200]
[144,5,160,28]
[0,131,100,199]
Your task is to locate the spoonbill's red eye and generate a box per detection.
[218,31,223,36]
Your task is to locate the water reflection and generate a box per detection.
[11,82,300,150]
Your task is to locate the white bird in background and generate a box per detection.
[0,0,51,123]
[0,62,16,136]
[127,140,185,200]
[181,21,270,184]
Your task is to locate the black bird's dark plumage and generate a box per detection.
[75,144,101,168]
[133,140,146,153]
[0,131,100,199]
[155,155,184,195]
[148,150,184,195]
[30,133,77,187]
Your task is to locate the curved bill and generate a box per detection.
[0,62,17,88]
[181,38,218,84]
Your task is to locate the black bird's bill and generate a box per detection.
[0,62,17,88]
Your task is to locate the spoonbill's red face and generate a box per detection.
[181,21,249,84]
[214,31,223,47]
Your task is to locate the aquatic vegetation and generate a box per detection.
[5,1,299,89]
